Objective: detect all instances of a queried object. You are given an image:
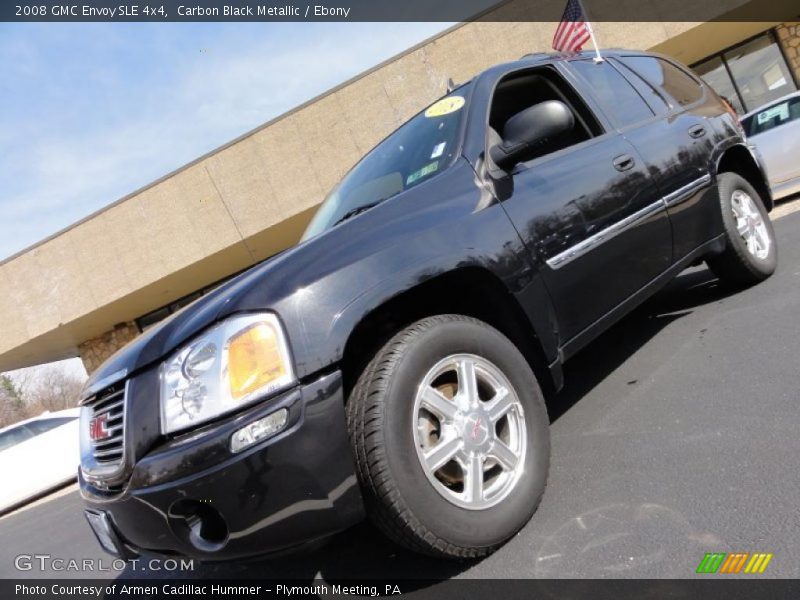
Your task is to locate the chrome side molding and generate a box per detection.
[546,199,664,269]
[663,174,712,208]
[546,174,713,270]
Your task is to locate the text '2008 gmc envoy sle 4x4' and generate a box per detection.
[79,50,777,561]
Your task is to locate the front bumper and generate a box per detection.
[80,370,364,560]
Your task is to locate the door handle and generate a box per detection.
[688,124,707,138]
[612,154,635,172]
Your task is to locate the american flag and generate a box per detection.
[552,0,592,54]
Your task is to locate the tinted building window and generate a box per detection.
[621,56,704,107]
[136,306,171,331]
[724,34,796,112]
[694,55,745,114]
[693,31,797,114]
[136,280,231,332]
[570,60,654,128]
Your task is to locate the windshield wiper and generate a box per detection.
[332,199,386,228]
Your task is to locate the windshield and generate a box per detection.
[742,96,800,136]
[0,425,33,452]
[302,86,470,240]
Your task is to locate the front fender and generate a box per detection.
[257,166,559,381]
[276,207,556,380]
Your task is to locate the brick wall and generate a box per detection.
[777,21,800,84]
[78,322,139,374]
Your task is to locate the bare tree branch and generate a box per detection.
[0,363,86,427]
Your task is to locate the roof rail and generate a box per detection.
[520,49,638,62]
[519,52,557,61]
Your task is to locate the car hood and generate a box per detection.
[81,183,413,399]
[82,160,474,400]
[81,250,290,400]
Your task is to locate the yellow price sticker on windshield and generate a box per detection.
[425,96,465,118]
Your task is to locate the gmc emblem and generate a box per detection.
[89,414,111,441]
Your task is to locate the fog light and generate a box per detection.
[230,409,288,453]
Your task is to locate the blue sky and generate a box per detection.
[0,22,450,261]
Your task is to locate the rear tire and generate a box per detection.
[346,315,550,559]
[706,172,777,285]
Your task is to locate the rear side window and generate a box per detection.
[742,96,800,136]
[621,56,704,107]
[570,60,654,128]
[613,60,670,115]
[25,417,76,436]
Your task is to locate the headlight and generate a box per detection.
[160,313,294,434]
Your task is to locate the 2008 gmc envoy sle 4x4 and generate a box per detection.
[79,50,777,560]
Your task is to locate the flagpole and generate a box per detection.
[577,0,603,62]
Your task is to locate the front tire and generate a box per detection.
[346,315,550,558]
[706,172,777,285]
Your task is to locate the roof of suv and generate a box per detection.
[517,48,645,63]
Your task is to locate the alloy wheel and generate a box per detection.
[731,190,770,260]
[412,354,527,510]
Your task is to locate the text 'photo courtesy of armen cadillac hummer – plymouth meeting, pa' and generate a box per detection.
[1,0,800,598]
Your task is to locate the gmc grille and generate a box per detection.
[89,386,126,467]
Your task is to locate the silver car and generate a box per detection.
[741,91,800,200]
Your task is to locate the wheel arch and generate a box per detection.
[339,266,558,402]
[715,144,773,211]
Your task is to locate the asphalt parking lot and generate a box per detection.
[2,208,800,581]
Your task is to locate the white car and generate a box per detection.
[0,408,80,514]
[741,91,800,200]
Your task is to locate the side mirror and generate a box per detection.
[489,100,574,170]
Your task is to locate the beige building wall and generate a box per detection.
[0,0,792,374]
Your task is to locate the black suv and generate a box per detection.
[79,50,777,560]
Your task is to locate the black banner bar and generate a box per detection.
[2,0,799,22]
[4,579,800,600]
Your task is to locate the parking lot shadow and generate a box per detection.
[117,521,473,582]
[547,265,734,422]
